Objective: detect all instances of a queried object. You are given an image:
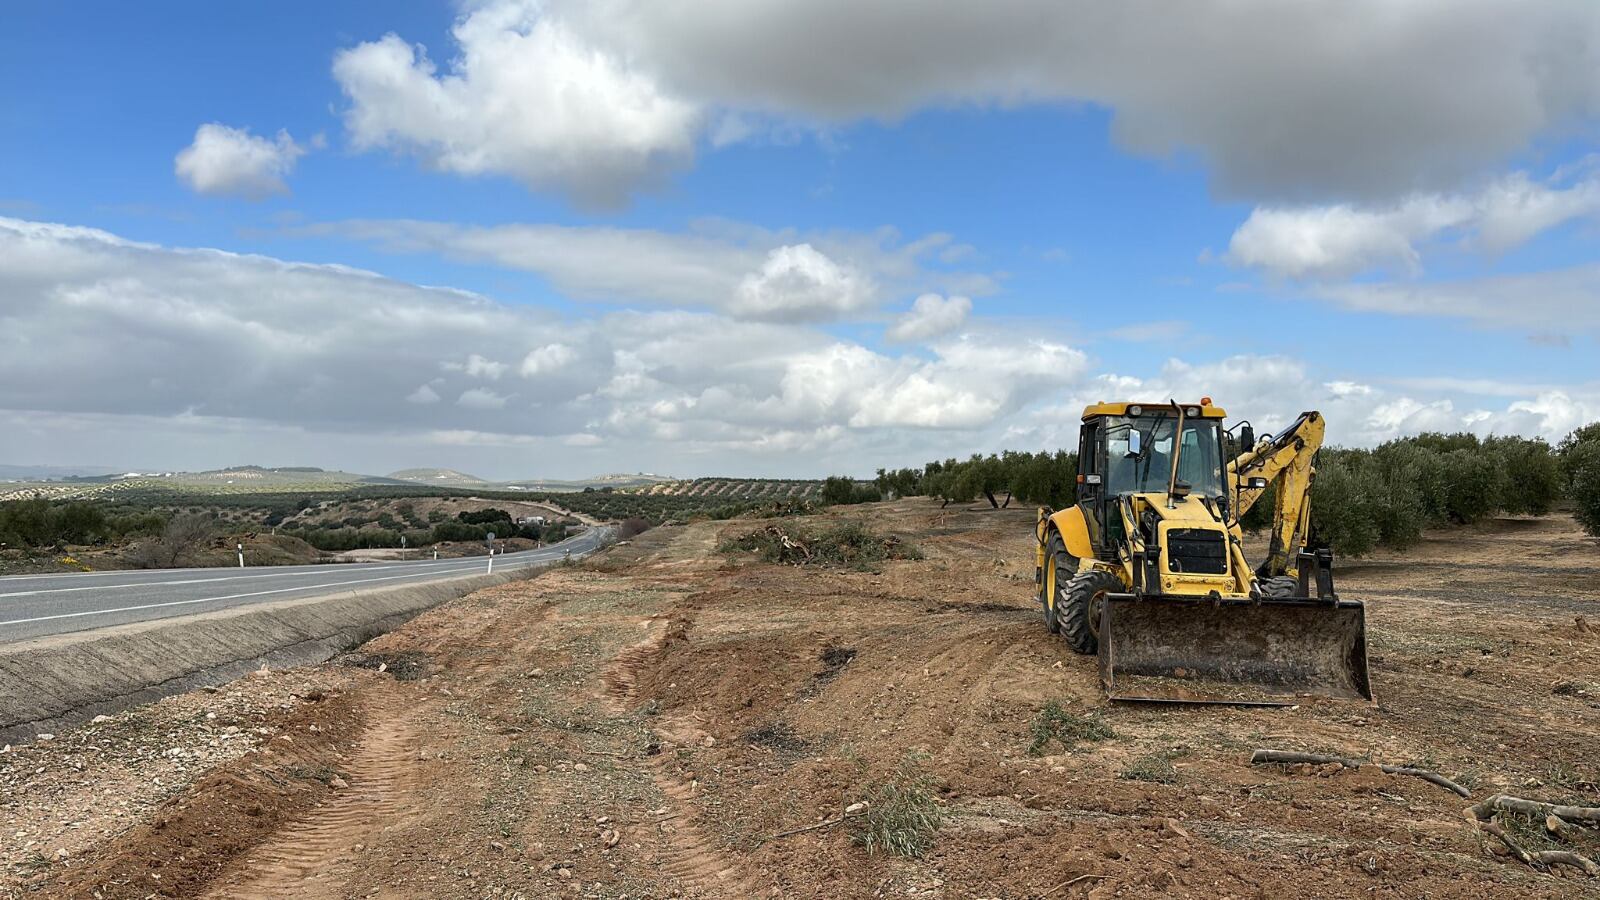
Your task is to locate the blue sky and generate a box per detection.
[2,1,1598,479]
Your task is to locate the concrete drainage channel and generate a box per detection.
[0,564,552,746]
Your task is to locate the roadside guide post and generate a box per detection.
[486,532,495,574]
[401,534,407,560]
[237,543,245,568]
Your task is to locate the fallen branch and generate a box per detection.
[1377,765,1471,798]
[1469,794,1600,825]
[768,808,867,840]
[1044,873,1108,896]
[1249,749,1469,797]
[1250,749,1363,768]
[1480,821,1600,877]
[769,816,846,840]
[1530,851,1600,877]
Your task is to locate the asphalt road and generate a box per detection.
[0,527,612,645]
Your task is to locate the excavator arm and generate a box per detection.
[1227,410,1324,577]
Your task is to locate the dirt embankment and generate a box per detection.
[6,502,1599,898]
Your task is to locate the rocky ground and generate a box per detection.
[3,500,1598,898]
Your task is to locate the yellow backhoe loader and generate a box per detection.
[1034,400,1371,705]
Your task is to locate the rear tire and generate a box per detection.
[1040,534,1074,634]
[1060,569,1121,655]
[1259,575,1300,599]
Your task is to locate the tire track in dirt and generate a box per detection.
[604,622,763,897]
[202,698,420,900]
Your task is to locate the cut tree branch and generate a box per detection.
[1480,821,1600,877]
[1469,794,1600,825]
[1249,749,1469,797]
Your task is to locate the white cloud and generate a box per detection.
[1366,397,1458,435]
[301,218,988,322]
[174,124,305,200]
[1324,381,1372,398]
[332,5,698,209]
[520,343,578,376]
[1226,197,1470,279]
[887,294,971,342]
[343,1,1600,205]
[730,243,874,322]
[1227,168,1600,279]
[1310,265,1600,330]
[4,216,1593,478]
[463,354,508,379]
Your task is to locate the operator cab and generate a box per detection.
[1076,401,1228,557]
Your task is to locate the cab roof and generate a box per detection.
[1081,401,1227,420]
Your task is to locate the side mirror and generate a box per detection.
[1126,430,1142,457]
[1239,424,1255,452]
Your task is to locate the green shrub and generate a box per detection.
[851,755,943,858]
[0,499,110,547]
[1119,751,1183,784]
[1309,457,1381,556]
[1027,701,1114,755]
[1486,436,1562,515]
[1565,440,1600,536]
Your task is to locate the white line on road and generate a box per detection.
[0,556,496,599]
[0,553,566,628]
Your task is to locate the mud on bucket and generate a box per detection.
[1098,595,1372,706]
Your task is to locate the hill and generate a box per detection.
[387,468,490,487]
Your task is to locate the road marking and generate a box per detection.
[0,543,590,599]
[0,554,561,628]
[0,557,479,599]
[0,530,607,633]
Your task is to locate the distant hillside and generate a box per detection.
[388,468,489,487]
[0,464,121,481]
[389,469,678,492]
[178,467,409,487]
[634,477,829,499]
[500,473,677,492]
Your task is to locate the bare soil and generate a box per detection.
[5,500,1598,898]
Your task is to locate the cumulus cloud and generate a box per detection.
[305,218,985,323]
[1039,355,1600,450]
[887,294,971,342]
[1227,168,1600,279]
[332,5,698,209]
[730,243,874,322]
[174,124,305,200]
[336,1,1600,205]
[463,354,508,379]
[0,216,1083,473]
[520,343,578,376]
[4,216,1591,476]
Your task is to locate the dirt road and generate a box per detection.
[6,500,1598,897]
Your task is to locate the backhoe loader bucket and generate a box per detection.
[1098,596,1372,705]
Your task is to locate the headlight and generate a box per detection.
[1128,404,1143,416]
[1186,406,1200,416]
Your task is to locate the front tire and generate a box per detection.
[1041,533,1075,634]
[1060,569,1121,655]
